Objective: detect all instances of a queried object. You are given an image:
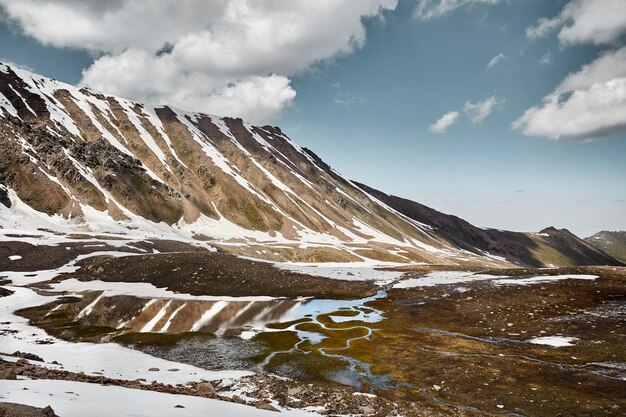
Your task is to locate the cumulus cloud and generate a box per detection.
[513,47,626,140]
[414,0,503,20]
[0,0,397,123]
[463,96,503,123]
[512,79,626,140]
[526,0,626,45]
[486,53,505,70]
[429,111,460,134]
[558,47,626,91]
[517,0,626,141]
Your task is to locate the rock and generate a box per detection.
[0,369,16,380]
[35,369,48,378]
[232,395,245,404]
[174,405,185,409]
[0,403,59,417]
[287,387,301,396]
[256,401,279,412]
[148,367,159,372]
[42,406,57,417]
[196,382,216,395]
[359,405,376,416]
[12,351,44,362]
[432,384,441,392]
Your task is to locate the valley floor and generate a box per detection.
[0,231,625,417]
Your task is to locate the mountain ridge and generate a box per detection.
[0,62,620,268]
[585,231,626,264]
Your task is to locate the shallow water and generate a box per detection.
[46,287,386,338]
[29,285,390,390]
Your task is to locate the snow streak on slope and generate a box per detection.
[0,61,507,266]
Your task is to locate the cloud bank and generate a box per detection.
[0,0,397,123]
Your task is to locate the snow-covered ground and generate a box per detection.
[276,262,406,285]
[1,251,139,286]
[493,274,598,286]
[50,279,286,302]
[1,379,318,417]
[392,271,600,289]
[392,271,503,289]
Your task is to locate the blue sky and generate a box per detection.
[1,0,624,236]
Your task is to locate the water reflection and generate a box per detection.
[54,290,384,337]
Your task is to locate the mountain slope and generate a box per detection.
[0,62,619,268]
[353,182,622,267]
[585,231,626,264]
[0,62,491,266]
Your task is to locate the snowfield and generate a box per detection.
[1,379,319,417]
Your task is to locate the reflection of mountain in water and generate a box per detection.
[58,292,302,336]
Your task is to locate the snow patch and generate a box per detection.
[494,274,598,286]
[393,271,502,289]
[527,336,578,347]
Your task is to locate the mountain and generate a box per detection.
[0,62,620,268]
[353,183,622,267]
[585,231,626,264]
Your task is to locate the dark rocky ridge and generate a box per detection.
[354,182,622,267]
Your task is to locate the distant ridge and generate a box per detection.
[585,231,626,264]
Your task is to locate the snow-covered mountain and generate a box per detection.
[0,62,619,267]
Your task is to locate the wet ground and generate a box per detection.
[5,248,626,416]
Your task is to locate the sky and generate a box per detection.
[0,0,624,237]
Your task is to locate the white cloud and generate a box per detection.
[414,0,503,20]
[429,111,460,134]
[486,53,505,70]
[0,0,398,123]
[463,96,503,124]
[512,79,626,140]
[558,47,626,91]
[526,16,562,40]
[513,48,626,140]
[539,52,552,65]
[526,0,626,45]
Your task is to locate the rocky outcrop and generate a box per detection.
[0,403,58,417]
